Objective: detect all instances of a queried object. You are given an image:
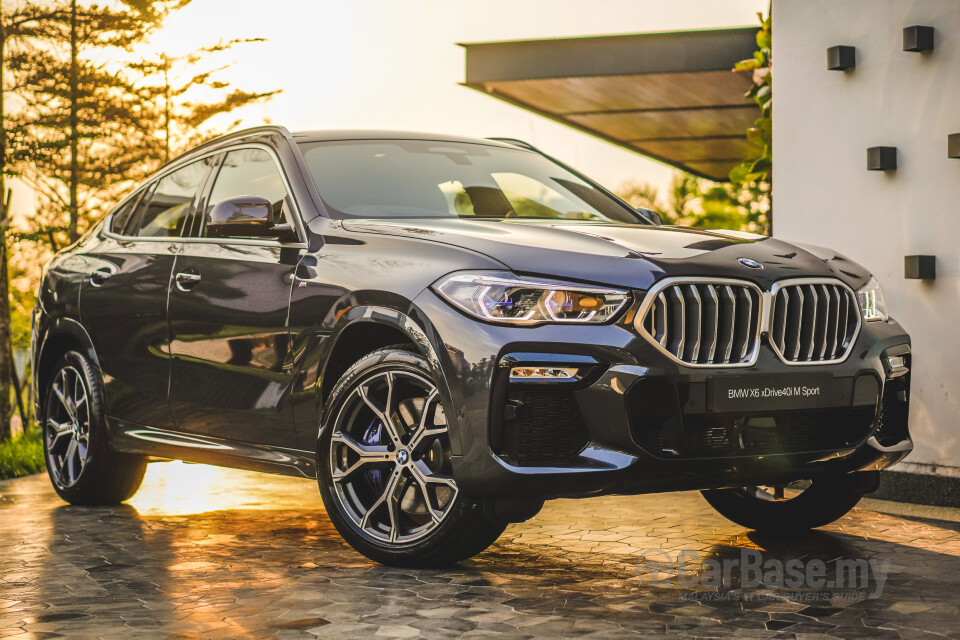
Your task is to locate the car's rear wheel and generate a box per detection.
[42,351,147,505]
[318,346,507,567]
[701,473,876,533]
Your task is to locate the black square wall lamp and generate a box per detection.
[867,146,897,171]
[903,25,935,52]
[827,45,856,70]
[948,133,960,158]
[905,255,936,280]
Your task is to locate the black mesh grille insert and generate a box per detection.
[678,408,875,457]
[628,378,877,459]
[495,390,589,466]
[875,356,911,447]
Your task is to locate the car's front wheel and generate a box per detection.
[701,473,877,533]
[318,346,507,567]
[42,350,147,505]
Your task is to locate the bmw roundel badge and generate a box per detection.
[738,257,763,269]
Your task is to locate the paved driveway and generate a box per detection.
[2,462,959,639]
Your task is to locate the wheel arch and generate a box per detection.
[35,317,101,415]
[315,305,463,455]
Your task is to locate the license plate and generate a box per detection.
[710,373,839,413]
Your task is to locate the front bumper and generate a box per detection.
[414,289,913,500]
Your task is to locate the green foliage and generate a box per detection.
[0,1,279,440]
[126,39,280,163]
[616,14,772,236]
[11,2,278,246]
[9,267,36,352]
[728,12,772,233]
[19,1,199,243]
[616,172,769,235]
[0,429,44,479]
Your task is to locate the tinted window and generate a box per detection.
[135,160,207,237]
[298,140,641,224]
[204,148,292,237]
[181,155,222,238]
[109,191,143,234]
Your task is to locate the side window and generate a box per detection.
[204,148,292,238]
[109,190,144,234]
[182,155,221,238]
[135,159,207,237]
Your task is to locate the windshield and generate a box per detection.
[298,139,643,224]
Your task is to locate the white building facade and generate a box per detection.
[774,0,960,479]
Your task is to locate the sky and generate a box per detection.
[146,0,767,189]
[10,0,767,217]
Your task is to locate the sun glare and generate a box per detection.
[128,460,323,517]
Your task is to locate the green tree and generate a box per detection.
[1,1,66,442]
[22,0,191,245]
[127,39,279,163]
[617,172,769,234]
[23,6,278,247]
[0,0,278,441]
[613,179,667,220]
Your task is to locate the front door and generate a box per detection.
[167,147,302,448]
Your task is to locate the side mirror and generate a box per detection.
[207,195,288,238]
[636,207,662,226]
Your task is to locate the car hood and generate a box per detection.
[341,218,872,291]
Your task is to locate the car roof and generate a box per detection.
[155,126,533,181]
[290,129,522,149]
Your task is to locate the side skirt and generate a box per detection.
[107,420,317,479]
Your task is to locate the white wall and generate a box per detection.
[773,0,960,475]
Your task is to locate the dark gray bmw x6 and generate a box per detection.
[32,126,912,566]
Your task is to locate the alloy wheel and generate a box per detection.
[328,369,458,544]
[45,366,91,489]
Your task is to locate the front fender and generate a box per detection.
[299,303,466,457]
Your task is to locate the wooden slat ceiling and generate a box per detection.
[460,28,761,181]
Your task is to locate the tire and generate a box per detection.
[701,473,875,533]
[318,346,507,567]
[42,350,147,505]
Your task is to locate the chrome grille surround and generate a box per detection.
[634,277,764,368]
[768,278,861,366]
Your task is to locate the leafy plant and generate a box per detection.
[617,172,769,235]
[617,13,772,236]
[728,12,772,232]
[0,429,44,480]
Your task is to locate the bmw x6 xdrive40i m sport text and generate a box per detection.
[32,127,912,566]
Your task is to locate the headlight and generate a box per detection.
[857,276,888,321]
[433,271,628,325]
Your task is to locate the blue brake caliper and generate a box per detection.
[362,418,385,494]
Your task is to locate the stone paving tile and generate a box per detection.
[2,462,960,638]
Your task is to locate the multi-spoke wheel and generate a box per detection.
[701,473,877,533]
[42,351,146,505]
[45,366,91,490]
[318,346,507,567]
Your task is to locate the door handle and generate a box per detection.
[89,268,112,287]
[175,271,201,292]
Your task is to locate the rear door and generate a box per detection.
[79,157,212,429]
[167,146,303,448]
